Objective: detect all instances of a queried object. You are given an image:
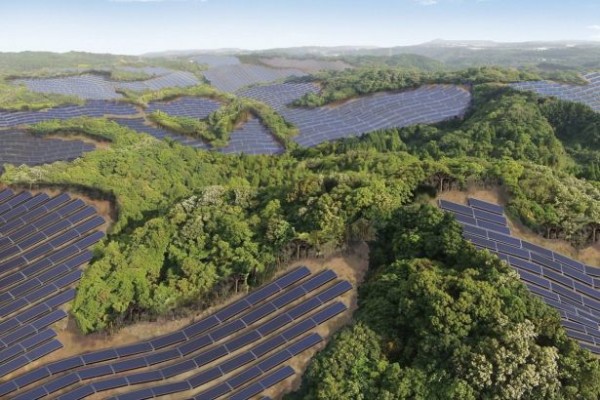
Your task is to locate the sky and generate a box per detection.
[0,0,599,54]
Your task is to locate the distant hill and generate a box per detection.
[145,40,600,71]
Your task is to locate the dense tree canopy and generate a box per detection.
[289,206,600,400]
[1,60,599,398]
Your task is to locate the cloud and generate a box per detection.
[413,0,438,5]
[588,24,600,30]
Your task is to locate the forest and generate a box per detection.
[1,58,599,398]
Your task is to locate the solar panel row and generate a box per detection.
[0,266,311,396]
[0,101,137,128]
[203,64,307,93]
[439,198,600,354]
[5,266,351,400]
[13,70,199,101]
[510,73,600,112]
[0,190,105,379]
[13,269,348,399]
[239,83,472,148]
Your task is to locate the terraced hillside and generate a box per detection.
[12,69,199,101]
[0,266,352,399]
[0,101,137,128]
[440,198,600,354]
[239,83,471,147]
[0,131,95,172]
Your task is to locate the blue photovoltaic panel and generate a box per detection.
[467,197,505,215]
[312,302,348,324]
[438,197,600,356]
[274,266,311,290]
[510,73,600,113]
[287,297,322,320]
[316,282,352,303]
[302,270,337,292]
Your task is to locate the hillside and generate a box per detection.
[0,49,599,399]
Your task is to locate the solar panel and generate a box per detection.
[193,345,229,368]
[311,302,348,324]
[274,266,312,289]
[220,352,256,374]
[439,200,473,217]
[245,283,280,305]
[210,319,246,341]
[241,303,277,325]
[178,334,213,356]
[468,198,505,215]
[282,319,316,341]
[77,364,115,380]
[225,330,262,353]
[47,356,84,374]
[271,286,307,309]
[125,370,163,385]
[227,365,262,389]
[115,342,154,358]
[302,270,337,292]
[56,385,95,400]
[194,382,231,400]
[162,359,197,378]
[144,348,181,365]
[91,376,128,392]
[109,388,154,400]
[44,373,80,393]
[252,335,286,358]
[149,331,186,349]
[214,299,251,322]
[257,313,293,337]
[316,281,352,303]
[287,297,322,320]
[111,357,148,373]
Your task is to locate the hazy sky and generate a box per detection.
[0,0,599,54]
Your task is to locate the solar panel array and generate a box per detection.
[0,266,352,400]
[112,118,210,150]
[220,118,284,155]
[191,55,241,69]
[13,70,199,100]
[439,198,600,354]
[146,96,221,119]
[239,83,472,147]
[116,71,199,93]
[510,72,600,112]
[0,131,95,169]
[203,64,308,93]
[114,117,283,155]
[0,189,105,379]
[0,101,137,128]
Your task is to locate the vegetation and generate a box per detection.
[0,79,84,111]
[288,205,600,400]
[146,90,298,148]
[1,53,600,397]
[118,84,234,107]
[292,66,539,108]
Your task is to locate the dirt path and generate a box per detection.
[436,187,600,266]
